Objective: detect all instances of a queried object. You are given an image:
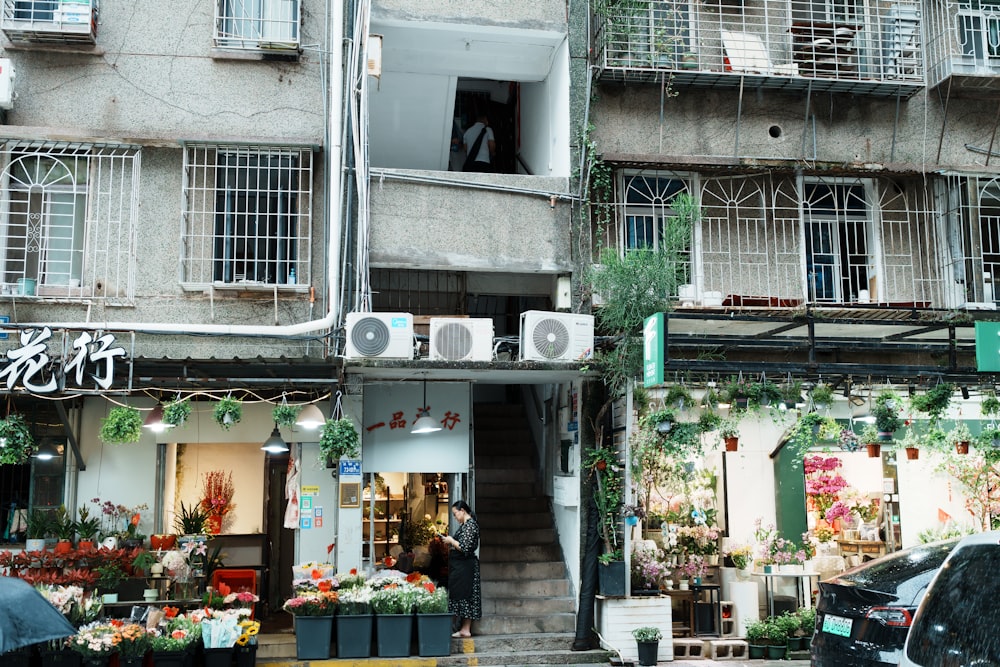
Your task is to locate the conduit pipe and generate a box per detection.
[24,2,347,341]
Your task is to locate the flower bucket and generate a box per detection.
[294,615,334,659]
[636,641,659,666]
[202,647,233,667]
[416,612,452,657]
[234,644,257,667]
[151,650,186,667]
[336,614,373,658]
[376,613,414,657]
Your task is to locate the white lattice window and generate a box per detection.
[214,0,299,51]
[802,179,874,303]
[0,142,140,301]
[181,144,312,288]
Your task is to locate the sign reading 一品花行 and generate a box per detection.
[0,326,127,392]
[643,313,665,388]
[975,321,1000,371]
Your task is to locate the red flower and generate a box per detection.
[217,582,231,597]
[327,543,335,555]
[311,569,322,580]
[383,556,395,568]
[318,580,332,592]
[423,582,436,594]
[164,606,179,619]
[350,568,357,575]
[130,513,141,526]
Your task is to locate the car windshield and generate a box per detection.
[835,540,955,598]
[905,544,1000,666]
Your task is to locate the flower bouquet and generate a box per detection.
[337,586,373,615]
[117,623,152,663]
[630,542,670,591]
[151,618,200,653]
[680,554,707,581]
[200,470,235,534]
[725,544,753,571]
[283,591,338,616]
[370,582,421,615]
[67,621,121,659]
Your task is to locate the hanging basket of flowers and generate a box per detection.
[99,406,143,444]
[0,414,36,464]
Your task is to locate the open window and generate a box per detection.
[802,180,873,303]
[182,144,312,288]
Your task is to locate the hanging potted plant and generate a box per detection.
[982,392,1000,418]
[0,414,36,464]
[860,424,882,458]
[100,406,143,444]
[755,378,782,407]
[319,417,361,464]
[946,422,973,455]
[910,383,955,426]
[273,402,301,427]
[700,387,720,411]
[779,380,803,410]
[873,390,902,440]
[213,396,243,430]
[899,428,922,460]
[718,415,740,452]
[162,397,192,427]
[664,385,694,411]
[979,424,1000,450]
[809,383,835,411]
[641,408,676,434]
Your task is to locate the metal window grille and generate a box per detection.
[927,0,1000,88]
[596,170,946,307]
[214,0,299,50]
[182,144,312,287]
[0,141,139,302]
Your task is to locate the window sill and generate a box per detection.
[181,282,309,294]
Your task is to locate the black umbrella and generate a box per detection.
[0,577,77,654]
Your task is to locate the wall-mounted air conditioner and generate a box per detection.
[429,318,494,361]
[520,311,594,361]
[345,311,414,359]
[0,59,15,110]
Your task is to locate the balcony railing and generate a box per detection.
[926,0,1000,96]
[1,0,97,45]
[593,0,924,98]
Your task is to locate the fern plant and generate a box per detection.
[99,406,143,444]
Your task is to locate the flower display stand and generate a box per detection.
[202,647,233,667]
[595,595,673,663]
[294,615,334,659]
[234,644,257,667]
[336,614,373,658]
[376,613,414,657]
[416,612,452,656]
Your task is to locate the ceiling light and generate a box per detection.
[412,381,442,434]
[33,440,60,460]
[143,403,172,433]
[295,404,325,430]
[261,424,289,453]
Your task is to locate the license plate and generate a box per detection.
[822,614,853,638]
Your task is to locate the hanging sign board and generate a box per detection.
[976,321,1000,371]
[643,313,665,387]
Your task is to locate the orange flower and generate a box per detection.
[311,569,322,580]
[406,572,421,584]
[109,619,124,628]
[164,606,179,618]
[131,513,141,526]
[218,582,231,597]
[317,580,332,592]
[423,582,436,594]
[350,568,357,575]
[383,556,395,567]
[171,629,187,640]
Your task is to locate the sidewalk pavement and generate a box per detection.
[669,661,809,667]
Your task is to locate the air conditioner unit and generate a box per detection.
[0,59,15,111]
[520,311,594,361]
[345,312,414,359]
[429,318,494,361]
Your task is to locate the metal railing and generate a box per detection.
[1,0,97,44]
[926,0,1000,94]
[593,0,924,97]
[213,0,300,51]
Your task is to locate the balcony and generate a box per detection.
[926,0,1000,97]
[593,0,923,99]
[367,169,573,275]
[1,0,97,46]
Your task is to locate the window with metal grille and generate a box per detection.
[0,142,139,302]
[214,0,299,50]
[802,180,872,303]
[182,144,312,287]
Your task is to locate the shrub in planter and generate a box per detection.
[100,406,143,444]
[631,626,662,642]
[213,396,242,430]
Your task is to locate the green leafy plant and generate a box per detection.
[99,406,143,444]
[664,385,694,411]
[745,619,769,644]
[946,422,974,449]
[0,414,36,464]
[982,392,1000,416]
[809,383,835,408]
[718,415,740,439]
[910,383,954,425]
[774,611,802,639]
[586,445,624,558]
[174,501,208,535]
[94,559,128,593]
[132,549,157,575]
[318,418,360,462]
[76,505,101,541]
[26,508,53,540]
[859,423,880,445]
[213,396,242,430]
[873,390,903,435]
[162,398,192,427]
[797,607,816,636]
[52,505,77,541]
[631,626,662,642]
[273,403,301,427]
[762,617,788,646]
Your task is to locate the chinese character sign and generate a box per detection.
[0,327,127,393]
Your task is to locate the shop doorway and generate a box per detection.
[266,454,295,614]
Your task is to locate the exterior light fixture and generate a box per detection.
[295,404,325,430]
[143,403,172,433]
[33,440,60,460]
[261,423,289,453]
[411,381,442,434]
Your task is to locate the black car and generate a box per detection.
[811,539,958,667]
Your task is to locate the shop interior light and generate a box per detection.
[412,381,442,434]
[261,423,289,453]
[295,404,325,430]
[143,403,172,433]
[34,440,60,460]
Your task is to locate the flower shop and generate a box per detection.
[590,377,1000,661]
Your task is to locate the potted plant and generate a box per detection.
[718,415,740,451]
[318,417,361,464]
[213,396,242,430]
[174,500,209,536]
[52,505,77,553]
[100,406,143,444]
[372,584,421,657]
[273,402,301,427]
[745,619,769,659]
[76,505,101,550]
[945,422,973,455]
[586,446,625,595]
[763,617,789,658]
[860,423,882,458]
[700,387,720,411]
[415,586,451,657]
[873,390,902,439]
[24,508,52,552]
[798,607,817,642]
[779,379,803,410]
[664,385,694,411]
[162,397,192,427]
[982,392,1000,417]
[95,558,128,603]
[284,592,337,659]
[641,408,676,434]
[809,382,835,410]
[775,611,804,650]
[979,424,1000,450]
[755,378,782,407]
[337,586,374,658]
[132,549,157,576]
[0,414,36,464]
[631,626,662,666]
[910,382,955,426]
[900,427,922,460]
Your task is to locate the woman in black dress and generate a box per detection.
[441,499,481,637]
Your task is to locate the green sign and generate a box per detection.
[643,313,665,387]
[976,321,1000,371]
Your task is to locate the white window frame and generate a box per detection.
[0,142,139,302]
[214,0,300,51]
[181,143,312,290]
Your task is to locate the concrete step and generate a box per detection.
[483,595,577,615]
[481,560,566,581]
[480,543,563,562]
[477,512,553,530]
[476,467,539,483]
[482,577,570,597]
[477,481,542,498]
[475,612,578,634]
[476,454,534,469]
[482,527,557,546]
[476,497,550,513]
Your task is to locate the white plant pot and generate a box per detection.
[24,538,46,552]
[150,563,164,576]
[101,593,119,604]
[143,589,158,602]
